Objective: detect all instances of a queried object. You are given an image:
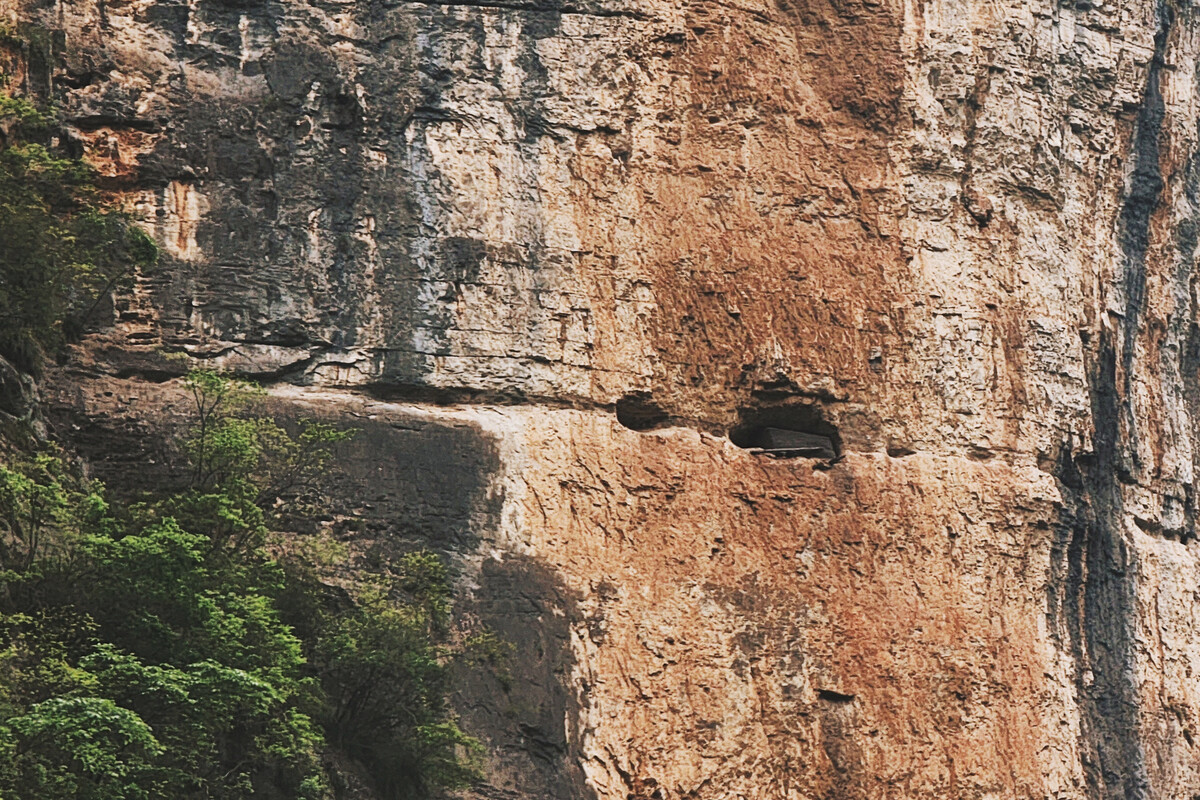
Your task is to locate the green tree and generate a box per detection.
[0,371,488,799]
[0,695,163,800]
[283,551,482,798]
[0,92,157,375]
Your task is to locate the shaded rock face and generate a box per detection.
[11,0,1200,795]
[0,356,38,424]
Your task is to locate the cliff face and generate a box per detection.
[8,0,1200,795]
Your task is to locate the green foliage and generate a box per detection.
[282,550,482,798]
[0,90,157,374]
[0,371,488,799]
[0,96,49,133]
[76,645,326,799]
[160,370,353,552]
[1,695,162,800]
[0,451,110,567]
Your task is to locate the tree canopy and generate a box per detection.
[0,371,486,798]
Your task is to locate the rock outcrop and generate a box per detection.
[6,0,1200,795]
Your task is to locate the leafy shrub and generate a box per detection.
[1,695,163,800]
[0,372,488,798]
[284,551,482,798]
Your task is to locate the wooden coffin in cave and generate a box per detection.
[751,427,836,458]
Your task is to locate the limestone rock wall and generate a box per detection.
[9,0,1200,795]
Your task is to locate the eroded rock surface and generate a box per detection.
[10,0,1200,794]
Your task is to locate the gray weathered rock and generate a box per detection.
[9,0,1200,795]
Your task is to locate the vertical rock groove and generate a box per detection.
[1062,4,1173,796]
[1117,1,1173,459]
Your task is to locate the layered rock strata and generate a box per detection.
[6,0,1200,795]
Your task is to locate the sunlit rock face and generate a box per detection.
[11,0,1200,795]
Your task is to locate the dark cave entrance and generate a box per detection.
[615,394,670,432]
[730,404,840,459]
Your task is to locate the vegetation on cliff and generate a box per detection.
[0,82,489,796]
[0,371,485,798]
[0,86,486,797]
[0,92,156,375]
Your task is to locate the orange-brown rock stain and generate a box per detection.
[75,126,158,190]
[569,0,909,426]
[519,415,1067,798]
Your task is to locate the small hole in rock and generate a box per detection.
[615,394,669,432]
[730,404,840,459]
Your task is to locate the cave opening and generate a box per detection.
[730,404,840,459]
[615,394,669,432]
